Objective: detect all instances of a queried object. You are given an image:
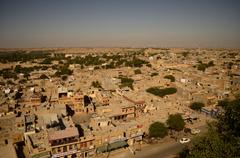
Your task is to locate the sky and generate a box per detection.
[0,0,240,48]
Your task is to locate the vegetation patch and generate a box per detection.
[54,65,73,77]
[149,122,168,138]
[196,60,214,72]
[146,87,177,97]
[91,81,102,89]
[0,51,51,63]
[167,114,185,131]
[119,77,134,90]
[190,102,204,111]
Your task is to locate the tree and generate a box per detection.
[188,124,240,158]
[149,122,168,138]
[167,114,185,131]
[217,99,240,137]
[40,58,52,64]
[190,102,204,111]
[14,65,22,73]
[91,81,102,89]
[180,98,240,158]
[119,77,134,90]
[182,52,189,58]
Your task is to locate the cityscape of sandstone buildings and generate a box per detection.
[0,47,239,158]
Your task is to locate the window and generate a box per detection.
[81,142,87,148]
[63,146,67,152]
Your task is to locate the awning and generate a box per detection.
[97,141,128,153]
[110,140,128,150]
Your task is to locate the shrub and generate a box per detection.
[167,114,185,131]
[149,122,168,138]
[40,58,52,64]
[190,102,204,111]
[196,61,214,72]
[91,81,102,89]
[182,52,190,57]
[119,77,134,89]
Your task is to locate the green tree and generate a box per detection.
[14,65,22,73]
[190,102,204,111]
[119,77,134,90]
[91,81,102,89]
[149,122,168,138]
[167,114,185,131]
[217,99,240,137]
[181,99,240,158]
[189,124,240,158]
[41,58,52,64]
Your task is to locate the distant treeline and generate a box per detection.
[0,51,51,63]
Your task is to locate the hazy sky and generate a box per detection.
[1,0,240,48]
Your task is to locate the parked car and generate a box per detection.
[191,129,201,135]
[179,138,191,144]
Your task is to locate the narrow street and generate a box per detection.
[98,125,208,158]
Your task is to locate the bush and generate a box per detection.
[55,65,73,77]
[146,87,177,97]
[167,114,185,131]
[190,102,204,111]
[125,58,149,67]
[40,58,52,64]
[119,77,134,89]
[196,61,214,72]
[91,81,102,89]
[182,52,189,57]
[164,75,175,82]
[149,122,168,138]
